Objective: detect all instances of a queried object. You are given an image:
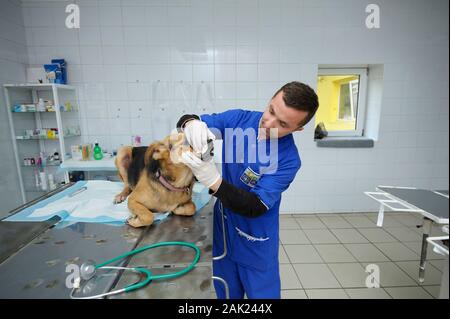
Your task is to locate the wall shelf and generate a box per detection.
[3,83,82,204]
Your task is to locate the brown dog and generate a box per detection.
[114,133,196,228]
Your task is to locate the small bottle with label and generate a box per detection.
[38,98,46,112]
[48,174,56,190]
[53,149,60,163]
[40,152,47,167]
[93,142,103,160]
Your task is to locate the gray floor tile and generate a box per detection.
[279,245,290,264]
[292,214,316,218]
[344,243,390,262]
[284,244,323,263]
[303,229,340,244]
[294,216,327,229]
[281,289,308,299]
[319,215,353,229]
[280,264,302,289]
[314,244,357,263]
[305,289,349,299]
[278,212,446,301]
[338,213,359,218]
[345,288,392,299]
[280,217,301,229]
[403,241,445,260]
[422,285,441,299]
[331,228,370,244]
[292,264,341,289]
[361,262,417,287]
[395,261,444,285]
[343,215,377,228]
[357,228,398,243]
[384,227,422,242]
[392,214,423,227]
[429,259,445,272]
[374,242,420,261]
[364,212,380,218]
[385,286,433,299]
[367,215,405,227]
[280,229,310,245]
[328,263,368,288]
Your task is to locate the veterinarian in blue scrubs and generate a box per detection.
[177,82,319,299]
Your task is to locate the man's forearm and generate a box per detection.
[210,179,268,218]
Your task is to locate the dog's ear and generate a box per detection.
[144,143,160,174]
[147,157,159,174]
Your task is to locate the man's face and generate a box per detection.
[260,91,309,139]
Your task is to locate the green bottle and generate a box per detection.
[93,142,103,160]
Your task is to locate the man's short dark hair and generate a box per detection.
[273,81,319,127]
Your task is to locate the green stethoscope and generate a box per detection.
[70,241,200,299]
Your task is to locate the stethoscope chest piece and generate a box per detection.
[80,260,96,280]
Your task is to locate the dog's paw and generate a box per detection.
[126,216,143,228]
[113,194,127,204]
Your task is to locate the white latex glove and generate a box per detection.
[183,120,216,155]
[181,151,221,189]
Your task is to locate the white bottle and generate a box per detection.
[48,174,56,190]
[53,149,60,162]
[38,98,45,112]
[40,172,48,191]
[35,170,40,189]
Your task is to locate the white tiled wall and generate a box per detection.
[0,0,28,215]
[10,0,450,213]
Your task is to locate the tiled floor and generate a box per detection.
[209,211,447,299]
[278,212,448,299]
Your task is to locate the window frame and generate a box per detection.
[317,68,368,137]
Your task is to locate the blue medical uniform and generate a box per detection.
[200,109,301,299]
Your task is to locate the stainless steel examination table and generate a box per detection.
[0,183,214,299]
[366,186,449,298]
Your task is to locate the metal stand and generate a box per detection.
[212,201,230,299]
[419,217,432,282]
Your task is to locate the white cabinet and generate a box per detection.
[3,83,81,204]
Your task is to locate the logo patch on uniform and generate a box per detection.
[240,166,261,188]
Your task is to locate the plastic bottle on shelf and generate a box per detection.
[40,172,48,191]
[37,98,45,112]
[34,170,40,189]
[40,151,47,167]
[93,142,103,160]
[133,135,142,147]
[48,174,56,190]
[53,149,60,163]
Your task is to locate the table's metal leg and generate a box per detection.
[376,204,385,227]
[439,253,449,299]
[419,217,432,283]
